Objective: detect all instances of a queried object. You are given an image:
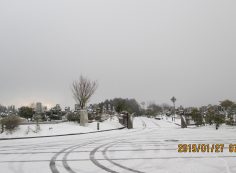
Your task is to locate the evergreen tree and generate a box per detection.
[190,108,203,126]
[18,106,34,119]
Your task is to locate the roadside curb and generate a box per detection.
[0,126,126,140]
[166,120,181,126]
[174,123,181,126]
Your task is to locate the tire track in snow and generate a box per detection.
[89,119,149,173]
[62,128,147,173]
[102,142,145,173]
[50,119,144,173]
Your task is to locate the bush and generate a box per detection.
[1,115,21,132]
[67,113,80,122]
[205,112,214,125]
[225,114,235,126]
[18,106,34,119]
[190,109,204,126]
[226,119,234,125]
[88,113,96,120]
[95,115,102,122]
[214,114,225,130]
[48,114,62,120]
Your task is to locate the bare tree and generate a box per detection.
[72,75,98,110]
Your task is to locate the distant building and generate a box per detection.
[7,105,16,113]
[0,105,7,113]
[35,102,43,113]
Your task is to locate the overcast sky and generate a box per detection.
[0,0,236,109]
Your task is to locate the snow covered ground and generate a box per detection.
[162,115,181,126]
[1,117,236,173]
[0,117,123,138]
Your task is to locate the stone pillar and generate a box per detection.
[180,115,187,128]
[127,114,133,129]
[79,110,88,126]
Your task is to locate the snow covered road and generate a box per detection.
[1,117,236,173]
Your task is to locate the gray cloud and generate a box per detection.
[0,0,236,108]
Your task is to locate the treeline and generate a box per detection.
[97,98,142,115]
[179,99,236,129]
[95,98,172,116]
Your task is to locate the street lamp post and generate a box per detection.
[171,96,176,122]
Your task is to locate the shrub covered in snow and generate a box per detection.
[67,113,80,122]
[0,115,22,133]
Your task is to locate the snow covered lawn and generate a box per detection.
[0,117,123,139]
